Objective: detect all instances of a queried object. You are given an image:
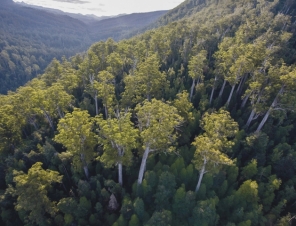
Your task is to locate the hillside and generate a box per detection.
[0,0,167,94]
[1,0,296,225]
[88,11,168,41]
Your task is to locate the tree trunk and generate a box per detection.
[137,146,150,185]
[219,80,226,98]
[195,158,207,193]
[83,166,89,179]
[118,162,123,186]
[245,92,262,128]
[236,74,247,96]
[209,76,217,104]
[226,84,236,107]
[241,92,251,109]
[95,95,98,116]
[255,108,271,133]
[80,153,89,179]
[43,109,54,131]
[190,79,196,101]
[245,109,256,129]
[57,106,64,118]
[256,86,284,132]
[104,106,108,119]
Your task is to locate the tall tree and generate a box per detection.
[95,70,115,118]
[122,54,166,105]
[256,64,296,132]
[192,109,238,192]
[95,111,139,185]
[54,108,96,178]
[135,99,183,185]
[188,50,207,101]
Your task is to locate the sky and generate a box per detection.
[13,0,185,17]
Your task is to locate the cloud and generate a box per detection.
[86,7,105,12]
[52,0,90,4]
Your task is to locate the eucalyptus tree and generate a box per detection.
[122,53,166,106]
[256,64,296,132]
[0,95,25,151]
[192,109,238,192]
[95,110,139,185]
[188,50,207,101]
[54,108,96,178]
[95,70,115,118]
[19,79,57,131]
[46,83,74,119]
[135,99,183,185]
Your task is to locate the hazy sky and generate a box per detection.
[13,0,185,17]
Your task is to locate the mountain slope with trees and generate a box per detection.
[0,0,166,94]
[1,0,296,225]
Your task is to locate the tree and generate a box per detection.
[256,64,296,132]
[46,83,73,119]
[135,99,183,185]
[145,210,172,226]
[13,162,62,225]
[192,109,238,192]
[54,108,96,178]
[188,50,207,101]
[122,54,166,105]
[0,95,25,152]
[95,111,139,185]
[95,70,115,118]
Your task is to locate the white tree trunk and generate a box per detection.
[256,108,271,133]
[190,79,196,101]
[245,93,262,128]
[137,146,150,185]
[241,92,251,109]
[57,106,64,118]
[256,86,284,132]
[226,85,236,107]
[83,166,89,179]
[104,105,108,119]
[118,162,123,186]
[80,153,89,179]
[245,109,256,129]
[236,74,247,96]
[95,95,98,116]
[209,76,217,104]
[219,80,226,98]
[195,158,207,193]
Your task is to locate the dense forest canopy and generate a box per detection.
[0,0,166,94]
[1,0,296,225]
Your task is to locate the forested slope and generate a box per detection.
[0,0,166,94]
[1,0,296,225]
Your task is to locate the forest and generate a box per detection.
[0,0,166,94]
[1,0,296,225]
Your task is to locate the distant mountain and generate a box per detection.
[0,0,168,93]
[15,1,113,24]
[88,11,168,41]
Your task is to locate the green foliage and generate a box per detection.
[1,0,296,225]
[154,171,176,209]
[128,214,140,226]
[133,198,145,220]
[241,159,257,180]
[12,162,62,225]
[145,210,172,226]
[191,197,219,226]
